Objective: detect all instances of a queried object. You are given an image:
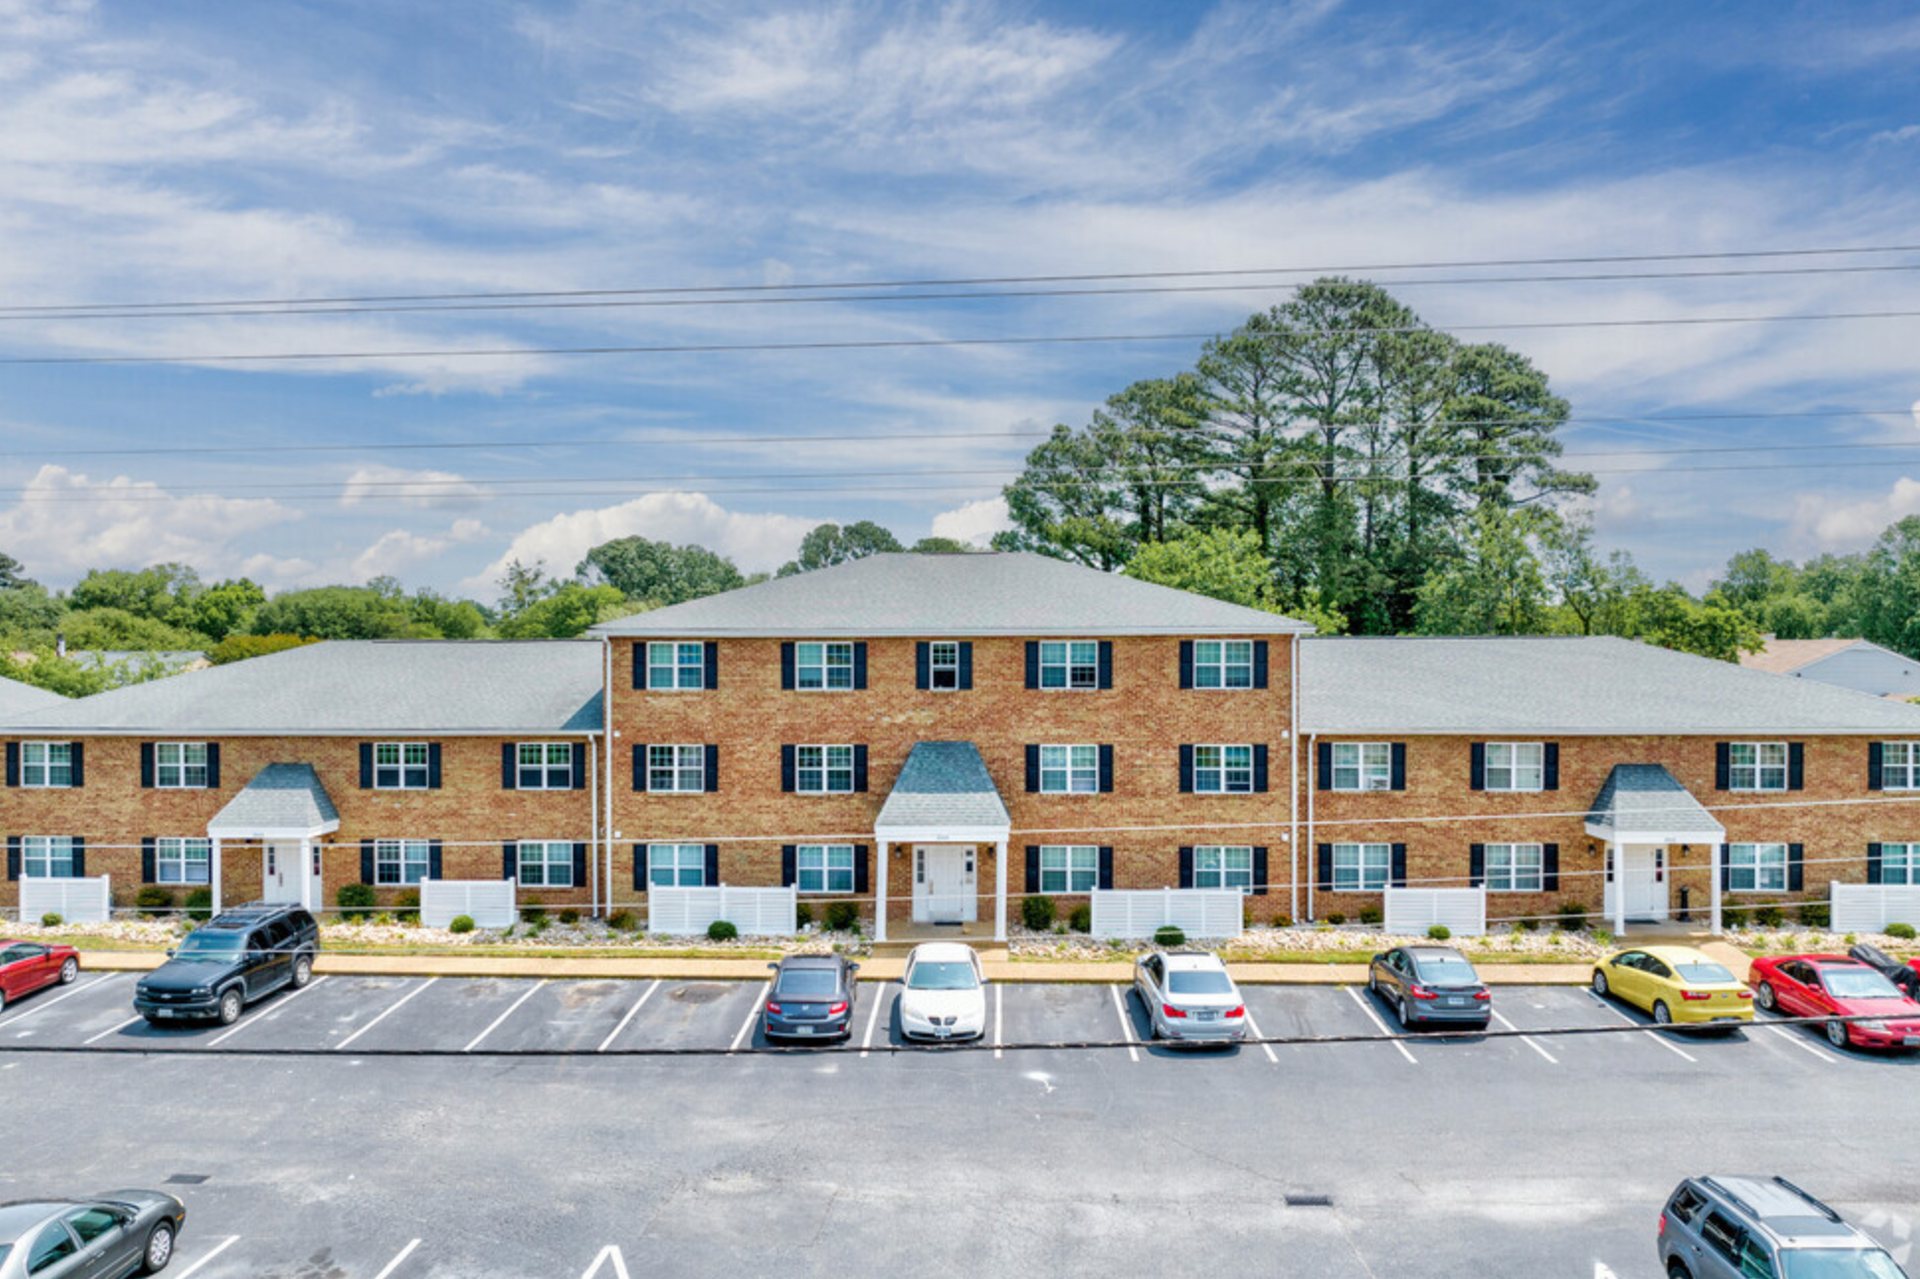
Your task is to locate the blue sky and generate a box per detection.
[3,0,1920,601]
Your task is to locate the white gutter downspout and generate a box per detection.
[1306,730,1317,924]
[588,734,599,917]
[603,637,615,918]
[1289,632,1300,925]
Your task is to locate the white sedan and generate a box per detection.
[899,942,988,1041]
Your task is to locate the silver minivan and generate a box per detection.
[1659,1175,1908,1278]
[1132,951,1247,1046]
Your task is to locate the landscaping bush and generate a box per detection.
[795,903,814,928]
[373,913,393,927]
[184,887,214,922]
[394,888,421,924]
[559,908,580,925]
[1517,916,1541,932]
[1427,924,1451,941]
[448,915,475,934]
[1797,902,1830,929]
[1153,925,1186,948]
[1750,901,1786,930]
[1887,922,1917,941]
[135,886,174,913]
[708,919,739,942]
[1270,914,1293,929]
[825,901,860,932]
[1556,902,1587,931]
[607,909,637,932]
[1021,895,1057,931]
[1358,906,1383,926]
[520,896,547,925]
[336,882,376,921]
[1069,903,1092,933]
[40,912,62,928]
[1325,912,1347,925]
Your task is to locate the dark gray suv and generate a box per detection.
[134,902,319,1026]
[1659,1175,1908,1278]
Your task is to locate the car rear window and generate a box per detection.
[1417,958,1480,985]
[907,961,979,991]
[1167,971,1234,995]
[177,931,245,954]
[1674,963,1736,984]
[1781,1249,1905,1279]
[1822,969,1903,1000]
[776,970,839,997]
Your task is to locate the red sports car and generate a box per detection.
[0,938,81,1012]
[1749,953,1920,1051]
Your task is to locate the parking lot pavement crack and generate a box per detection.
[1161,1132,1285,1187]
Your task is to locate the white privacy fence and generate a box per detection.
[420,879,517,929]
[1383,887,1488,938]
[1830,884,1920,934]
[1089,889,1243,939]
[649,884,797,936]
[19,875,111,924]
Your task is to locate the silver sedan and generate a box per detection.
[0,1193,185,1278]
[1133,951,1248,1046]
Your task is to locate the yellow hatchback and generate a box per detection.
[1591,945,1755,1028]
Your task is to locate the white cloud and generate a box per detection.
[1786,477,1920,552]
[929,496,1011,546]
[348,517,490,582]
[340,464,492,510]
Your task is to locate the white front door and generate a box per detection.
[913,845,977,923]
[1604,845,1668,922]
[262,843,299,903]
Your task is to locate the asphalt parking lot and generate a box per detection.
[2,972,1916,1278]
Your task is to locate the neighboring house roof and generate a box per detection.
[876,741,1012,833]
[1586,764,1724,842]
[4,640,605,736]
[1300,635,1920,734]
[208,764,340,836]
[0,676,68,722]
[589,552,1313,638]
[1739,638,1871,675]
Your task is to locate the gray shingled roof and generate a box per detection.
[1587,764,1724,839]
[1301,636,1920,734]
[876,741,1011,831]
[590,552,1312,637]
[208,764,340,834]
[6,640,604,735]
[0,676,68,723]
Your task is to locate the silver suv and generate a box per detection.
[1659,1175,1908,1278]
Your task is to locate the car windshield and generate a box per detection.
[907,961,978,991]
[775,970,839,997]
[1780,1247,1907,1279]
[1824,969,1905,1000]
[1417,958,1480,985]
[176,931,246,955]
[1167,971,1234,995]
[1674,963,1736,984]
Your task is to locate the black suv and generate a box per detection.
[134,902,320,1026]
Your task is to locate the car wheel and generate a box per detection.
[1668,1260,1693,1279]
[141,1220,175,1273]
[1826,1018,1850,1049]
[1653,1000,1672,1026]
[0,988,7,1014]
[216,988,243,1026]
[1591,970,1609,997]
[1368,972,1379,997]
[1398,996,1413,1029]
[1756,981,1776,1012]
[291,955,313,988]
[58,957,78,984]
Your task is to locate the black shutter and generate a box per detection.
[1719,853,1731,893]
[360,839,375,885]
[1098,846,1115,891]
[704,844,720,886]
[1178,846,1194,888]
[4,835,16,881]
[1390,843,1407,888]
[1251,846,1268,897]
[853,642,869,690]
[1469,844,1485,887]
[359,742,374,789]
[71,837,84,878]
[572,842,587,889]
[140,742,155,789]
[430,841,445,880]
[427,743,443,789]
[502,842,517,881]
[3,742,15,787]
[853,745,869,793]
[633,642,647,690]
[632,744,647,792]
[633,844,648,893]
[206,742,220,789]
[1390,743,1407,791]
[1869,741,1884,791]
[69,742,83,788]
[1097,641,1113,690]
[1788,843,1805,892]
[1098,744,1114,793]
[853,845,870,896]
[916,642,931,690]
[502,743,517,790]
[1542,843,1560,892]
[1868,842,1883,885]
[1179,744,1194,793]
[1252,640,1270,689]
[958,642,973,689]
[1024,845,1040,893]
[1024,641,1039,689]
[1025,744,1040,793]
[1253,744,1269,793]
[1469,742,1486,792]
[704,641,719,690]
[1179,640,1195,690]
[781,745,796,793]
[1543,742,1560,791]
[1788,742,1805,791]
[1317,844,1333,893]
[1715,742,1731,791]
[571,743,587,791]
[1316,740,1332,790]
[781,845,797,888]
[780,642,796,690]
[704,744,719,793]
[141,838,157,883]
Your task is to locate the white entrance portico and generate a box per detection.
[1587,764,1727,937]
[206,763,340,915]
[873,741,1011,943]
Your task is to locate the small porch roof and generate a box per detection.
[874,741,1010,844]
[207,763,341,840]
[1585,764,1725,845]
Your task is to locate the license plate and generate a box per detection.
[1448,997,1464,1007]
[152,1009,175,1019]
[1194,1011,1217,1022]
[1906,1036,1919,1046]
[795,1026,813,1035]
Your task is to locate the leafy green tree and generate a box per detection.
[408,590,486,639]
[0,649,176,697]
[496,584,638,638]
[1631,588,1765,663]
[1122,528,1346,633]
[247,586,418,640]
[69,563,202,623]
[0,553,30,590]
[1415,505,1552,635]
[0,582,65,645]
[996,426,1136,570]
[178,579,265,640]
[208,634,321,665]
[494,559,555,618]
[575,536,745,604]
[908,537,974,554]
[59,607,203,651]
[1850,516,1920,659]
[1438,343,1587,510]
[1712,548,1799,614]
[778,521,904,576]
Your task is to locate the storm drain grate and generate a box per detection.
[163,1175,210,1186]
[1283,1193,1333,1208]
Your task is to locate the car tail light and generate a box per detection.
[1162,1003,1188,1018]
[1681,991,1712,1001]
[1410,985,1439,1000]
[1736,990,1753,999]
[1658,1213,1667,1237]
[828,1001,848,1016]
[764,1001,783,1015]
[1474,990,1491,1001]
[1222,1006,1245,1019]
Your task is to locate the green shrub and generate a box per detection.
[520,896,547,925]
[795,903,814,928]
[39,912,62,928]
[1592,928,1614,948]
[1518,916,1541,932]
[708,919,739,942]
[336,882,376,921]
[1887,922,1917,941]
[1797,902,1830,929]
[1556,902,1587,931]
[1326,912,1347,925]
[394,888,421,924]
[135,886,174,913]
[1153,925,1186,948]
[559,908,580,926]
[824,901,859,932]
[1069,903,1092,933]
[1751,901,1786,930]
[184,887,214,922]
[448,915,475,934]
[1427,924,1451,941]
[373,913,393,927]
[1271,914,1293,929]
[607,909,637,932]
[1358,906,1383,926]
[1021,895,1057,931]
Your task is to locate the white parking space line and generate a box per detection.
[1586,992,1696,1062]
[207,976,329,1047]
[463,980,547,1053]
[334,978,437,1051]
[172,1235,240,1279]
[372,1238,422,1279]
[597,980,662,1053]
[1108,985,1140,1062]
[993,985,1004,1060]
[0,973,122,1030]
[82,1015,142,1045]
[582,1244,631,1279]
[1756,1013,1839,1063]
[1490,1009,1558,1064]
[859,983,886,1059]
[1343,986,1418,1064]
[729,982,770,1053]
[1239,1008,1281,1063]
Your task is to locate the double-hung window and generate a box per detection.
[1728,843,1788,892]
[795,745,855,794]
[795,642,855,690]
[1193,745,1254,794]
[1039,745,1099,794]
[20,742,72,788]
[1194,846,1254,892]
[1331,743,1393,792]
[1039,640,1099,690]
[1039,845,1099,893]
[1484,743,1544,791]
[1881,743,1920,790]
[1484,843,1544,892]
[375,839,430,886]
[1729,743,1788,791]
[155,743,208,789]
[1192,640,1253,689]
[647,642,706,691]
[156,837,211,885]
[928,641,961,691]
[517,743,573,790]
[518,840,574,888]
[21,836,74,878]
[649,843,707,887]
[1332,843,1391,892]
[648,745,706,793]
[796,844,855,893]
[1880,843,1917,886]
[374,743,430,790]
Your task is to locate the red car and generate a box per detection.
[1749,953,1920,1051]
[0,938,81,1012]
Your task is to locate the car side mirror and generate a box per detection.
[767,962,780,972]
[848,962,860,973]
[165,948,176,958]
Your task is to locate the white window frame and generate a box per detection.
[1728,842,1788,892]
[647,745,707,794]
[21,835,75,878]
[795,744,855,795]
[1881,843,1917,887]
[1484,742,1544,792]
[1192,640,1254,690]
[928,641,961,692]
[1330,742,1393,792]
[374,742,431,790]
[649,843,707,888]
[375,838,431,886]
[20,742,73,789]
[1484,842,1544,893]
[1729,742,1789,792]
[1038,639,1100,690]
[154,742,209,790]
[156,837,211,885]
[1194,845,1254,893]
[1881,742,1920,791]
[1192,743,1254,794]
[516,742,574,790]
[1039,744,1099,794]
[1332,842,1391,893]
[1039,845,1099,894]
[518,840,575,889]
[794,641,855,691]
[646,641,706,691]
[796,844,856,894]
